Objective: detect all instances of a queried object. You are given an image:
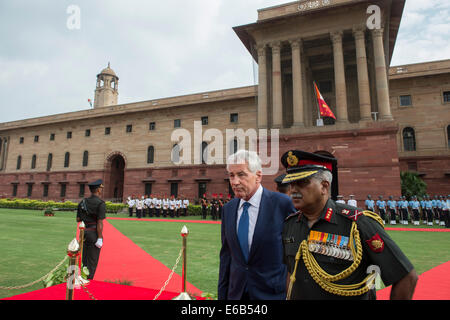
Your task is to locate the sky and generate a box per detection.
[0,0,449,123]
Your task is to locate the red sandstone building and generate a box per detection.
[0,0,449,203]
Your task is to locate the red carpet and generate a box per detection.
[377,260,450,300]
[93,220,202,296]
[2,280,195,300]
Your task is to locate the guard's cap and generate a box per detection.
[280,150,338,200]
[88,179,104,191]
[274,174,286,185]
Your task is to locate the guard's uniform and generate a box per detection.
[283,199,414,300]
[77,193,106,280]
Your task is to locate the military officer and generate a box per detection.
[76,179,106,280]
[280,150,417,300]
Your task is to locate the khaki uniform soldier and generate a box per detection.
[76,179,106,280]
[280,150,417,300]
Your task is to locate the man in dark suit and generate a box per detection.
[218,150,296,300]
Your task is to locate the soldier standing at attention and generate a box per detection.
[76,179,106,280]
[365,195,375,212]
[280,150,417,300]
[387,196,397,225]
[201,194,208,219]
[376,196,386,225]
[336,195,346,204]
[347,195,357,208]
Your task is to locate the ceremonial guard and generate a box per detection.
[176,196,182,218]
[387,196,397,225]
[148,194,155,217]
[201,194,208,219]
[155,195,162,217]
[211,193,218,221]
[400,196,409,225]
[218,193,224,220]
[432,196,439,224]
[438,196,445,226]
[280,150,417,300]
[420,197,427,224]
[365,195,375,212]
[347,195,357,208]
[376,196,386,224]
[169,195,176,218]
[76,179,106,280]
[127,196,135,217]
[336,195,346,204]
[425,195,433,226]
[409,196,421,226]
[136,196,143,219]
[162,196,169,217]
[182,196,189,216]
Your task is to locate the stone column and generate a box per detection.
[257,44,268,129]
[353,28,372,121]
[331,31,349,123]
[0,138,7,171]
[372,28,393,120]
[271,41,283,129]
[290,39,305,127]
[0,138,3,170]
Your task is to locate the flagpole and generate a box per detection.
[313,81,322,126]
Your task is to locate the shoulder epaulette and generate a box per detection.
[338,207,364,222]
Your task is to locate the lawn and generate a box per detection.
[0,208,449,299]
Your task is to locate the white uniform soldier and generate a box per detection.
[127,196,135,217]
[176,197,182,217]
[163,197,169,217]
[155,196,162,217]
[183,197,190,217]
[144,195,152,217]
[169,196,176,218]
[336,195,346,204]
[347,195,357,208]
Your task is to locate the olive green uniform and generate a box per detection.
[283,199,414,300]
[77,195,106,280]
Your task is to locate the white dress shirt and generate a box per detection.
[236,184,263,251]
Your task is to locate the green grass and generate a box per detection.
[0,208,449,299]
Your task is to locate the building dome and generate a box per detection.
[99,62,117,78]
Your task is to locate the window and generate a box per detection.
[64,152,70,168]
[50,133,55,141]
[19,137,24,144]
[16,155,22,170]
[27,184,33,197]
[230,138,238,155]
[443,91,450,103]
[399,95,412,107]
[201,142,208,164]
[12,184,18,197]
[67,131,72,139]
[60,184,66,197]
[170,182,178,198]
[230,113,239,123]
[34,135,39,142]
[82,151,89,167]
[319,80,332,93]
[105,127,111,135]
[31,155,37,169]
[79,184,85,198]
[403,127,416,151]
[174,119,181,128]
[126,124,133,133]
[145,183,152,196]
[149,122,155,131]
[201,116,208,125]
[85,129,91,137]
[171,144,180,163]
[147,146,155,164]
[43,184,49,197]
[47,153,53,171]
[447,125,450,148]
[198,182,207,199]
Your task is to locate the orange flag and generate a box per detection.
[314,82,336,119]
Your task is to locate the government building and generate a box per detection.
[0,0,449,203]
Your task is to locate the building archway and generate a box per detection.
[104,152,126,202]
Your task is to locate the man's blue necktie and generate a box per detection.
[238,202,251,262]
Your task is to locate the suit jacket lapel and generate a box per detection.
[228,198,244,260]
[248,188,270,261]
